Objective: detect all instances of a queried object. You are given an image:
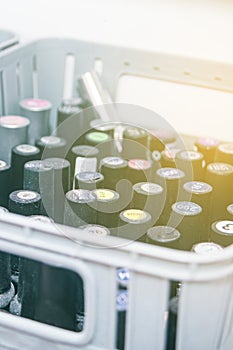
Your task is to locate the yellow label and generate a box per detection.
[123,209,147,221]
[94,189,115,201]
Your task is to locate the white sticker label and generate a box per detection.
[208,163,233,173]
[184,181,212,194]
[17,191,37,201]
[157,168,184,179]
[172,201,202,215]
[16,144,38,154]
[215,221,233,235]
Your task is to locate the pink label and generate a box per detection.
[0,116,30,127]
[128,159,151,170]
[197,137,219,147]
[22,98,51,110]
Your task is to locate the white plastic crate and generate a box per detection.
[0,38,233,350]
[0,29,18,52]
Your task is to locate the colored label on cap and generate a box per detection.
[93,189,118,201]
[86,132,110,143]
[117,268,130,284]
[0,160,7,168]
[157,167,185,179]
[207,163,233,175]
[214,220,233,235]
[218,143,233,154]
[17,191,38,201]
[16,144,38,154]
[0,116,30,128]
[183,181,213,194]
[172,201,202,216]
[121,209,150,223]
[40,136,61,145]
[197,137,219,147]
[192,242,223,254]
[21,98,51,110]
[147,226,180,243]
[80,224,110,236]
[128,159,151,170]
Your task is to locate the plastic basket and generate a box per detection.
[0,38,233,350]
[0,29,18,52]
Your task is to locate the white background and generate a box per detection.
[1,0,233,140]
[1,0,233,61]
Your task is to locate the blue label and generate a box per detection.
[117,268,130,284]
[116,290,128,311]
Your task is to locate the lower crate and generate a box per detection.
[0,213,232,350]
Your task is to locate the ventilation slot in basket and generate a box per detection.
[32,56,39,98]
[63,53,75,100]
[16,62,21,99]
[165,280,181,350]
[0,71,5,115]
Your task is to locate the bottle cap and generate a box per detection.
[207,163,233,175]
[128,159,151,170]
[172,201,202,216]
[133,182,163,195]
[77,172,104,183]
[212,220,233,236]
[79,224,110,236]
[147,226,180,243]
[20,98,52,111]
[93,188,119,202]
[157,167,185,180]
[192,242,223,254]
[101,156,127,169]
[120,209,151,224]
[183,181,213,195]
[66,189,96,203]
